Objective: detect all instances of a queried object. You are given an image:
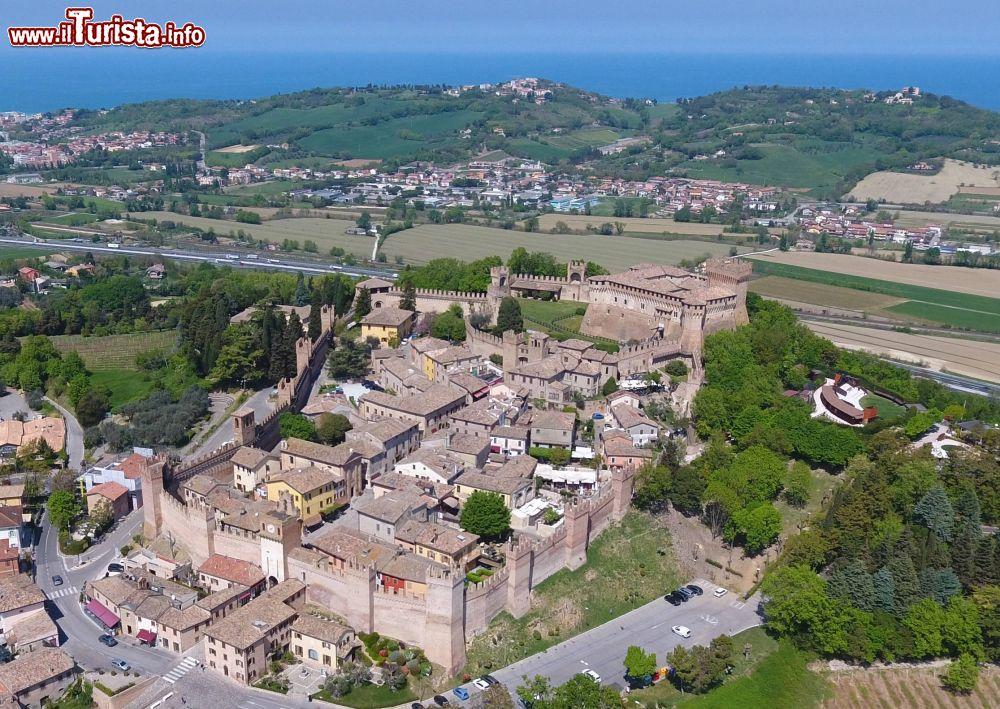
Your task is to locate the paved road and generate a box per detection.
[0,389,84,471]
[458,579,762,704]
[0,235,396,281]
[44,396,85,470]
[190,385,275,457]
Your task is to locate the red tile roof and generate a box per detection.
[197,554,265,588]
[87,481,129,502]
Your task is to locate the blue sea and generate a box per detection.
[3,50,1000,112]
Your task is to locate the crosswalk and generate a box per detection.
[47,585,78,600]
[162,656,199,684]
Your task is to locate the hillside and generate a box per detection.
[56,82,1000,195]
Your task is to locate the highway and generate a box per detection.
[0,234,397,281]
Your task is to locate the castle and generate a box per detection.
[360,257,751,361]
[138,454,635,674]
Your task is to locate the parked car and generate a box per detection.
[671,625,692,639]
[685,584,703,596]
[452,687,469,701]
[665,592,683,606]
[98,634,117,647]
[713,587,728,598]
[482,675,500,686]
[674,587,692,601]
[107,563,124,576]
[51,575,63,587]
[411,703,424,709]
[581,669,602,684]
[472,678,490,691]
[432,695,450,706]
[112,659,131,672]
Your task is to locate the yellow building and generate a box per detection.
[265,466,344,525]
[360,306,415,348]
[289,613,358,671]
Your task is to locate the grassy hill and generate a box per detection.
[69,83,1000,195]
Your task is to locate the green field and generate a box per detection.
[313,682,417,709]
[0,246,47,260]
[750,259,1000,333]
[883,300,1000,333]
[46,330,179,370]
[296,110,484,159]
[382,224,748,271]
[518,298,617,349]
[681,140,879,194]
[860,394,907,422]
[140,212,377,258]
[90,370,158,408]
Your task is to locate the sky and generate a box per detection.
[3,0,1000,55]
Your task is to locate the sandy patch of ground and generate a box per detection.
[750,251,1000,298]
[847,159,1000,204]
[214,144,260,153]
[806,321,1000,384]
[0,183,51,198]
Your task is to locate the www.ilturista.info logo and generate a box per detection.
[8,7,206,48]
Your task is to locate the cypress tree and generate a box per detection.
[294,271,309,306]
[355,287,371,318]
[400,281,417,311]
[888,553,920,614]
[308,291,322,342]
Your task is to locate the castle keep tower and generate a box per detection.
[140,457,166,539]
[705,257,752,325]
[232,407,257,447]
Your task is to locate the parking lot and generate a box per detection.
[443,579,762,703]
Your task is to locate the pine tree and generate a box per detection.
[872,567,896,614]
[294,271,309,306]
[888,553,920,614]
[828,558,875,612]
[951,522,979,588]
[953,488,981,527]
[495,296,524,333]
[400,281,417,311]
[355,287,371,318]
[914,485,955,542]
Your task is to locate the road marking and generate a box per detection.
[729,600,746,609]
[162,656,198,683]
[47,585,78,599]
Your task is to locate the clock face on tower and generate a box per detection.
[267,524,276,534]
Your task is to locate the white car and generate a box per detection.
[581,669,601,684]
[472,678,491,691]
[713,587,728,598]
[671,625,692,638]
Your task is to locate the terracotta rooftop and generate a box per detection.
[268,465,342,495]
[198,554,266,588]
[0,648,75,695]
[87,481,129,502]
[282,438,361,468]
[0,575,45,614]
[204,594,296,651]
[231,446,274,471]
[395,519,479,556]
[361,306,414,328]
[455,471,532,496]
[291,613,355,646]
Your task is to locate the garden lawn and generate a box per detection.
[462,511,680,676]
[90,370,157,409]
[678,640,827,709]
[314,683,417,709]
[860,394,907,422]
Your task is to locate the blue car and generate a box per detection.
[452,687,469,701]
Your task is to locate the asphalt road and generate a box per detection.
[191,385,275,457]
[44,396,85,471]
[477,579,762,701]
[0,235,396,281]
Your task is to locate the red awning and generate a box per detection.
[136,629,157,645]
[85,598,120,629]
